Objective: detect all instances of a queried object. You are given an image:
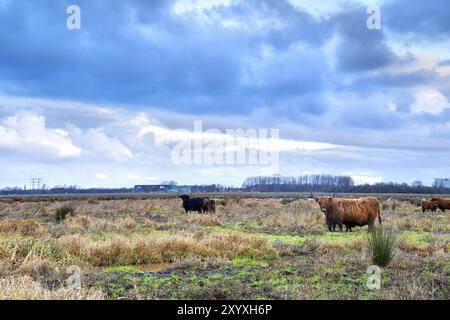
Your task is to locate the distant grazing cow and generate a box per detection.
[431,198,450,213]
[314,195,381,232]
[179,194,204,214]
[202,198,216,214]
[419,200,438,213]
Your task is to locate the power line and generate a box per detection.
[30,178,42,190]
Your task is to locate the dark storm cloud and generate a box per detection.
[0,0,333,116]
[336,69,438,97]
[330,7,397,72]
[384,0,450,37]
[0,0,449,135]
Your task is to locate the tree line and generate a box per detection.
[241,175,450,194]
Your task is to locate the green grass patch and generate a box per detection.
[104,265,140,273]
[232,257,268,268]
[401,231,435,245]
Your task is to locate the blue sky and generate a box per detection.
[1,0,450,188]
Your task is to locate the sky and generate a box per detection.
[1,0,450,188]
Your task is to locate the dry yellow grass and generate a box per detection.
[57,231,276,266]
[60,215,147,234]
[0,276,105,300]
[0,219,48,237]
[0,237,68,276]
[261,213,323,233]
[397,239,449,257]
[180,214,222,227]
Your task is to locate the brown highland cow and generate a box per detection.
[430,198,450,213]
[315,195,381,232]
[419,200,438,213]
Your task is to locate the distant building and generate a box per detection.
[133,185,175,193]
[434,178,450,188]
[412,181,423,188]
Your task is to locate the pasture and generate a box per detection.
[0,195,448,300]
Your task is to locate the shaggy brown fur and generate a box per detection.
[430,198,450,213]
[420,200,438,213]
[202,198,216,214]
[315,196,381,232]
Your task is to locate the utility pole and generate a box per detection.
[30,178,43,190]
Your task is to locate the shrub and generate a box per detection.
[368,228,397,267]
[55,204,76,222]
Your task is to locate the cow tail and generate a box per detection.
[378,207,382,226]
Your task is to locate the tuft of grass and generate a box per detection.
[0,219,47,237]
[55,204,76,222]
[368,228,397,267]
[0,238,66,268]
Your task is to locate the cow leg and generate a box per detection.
[339,223,343,232]
[329,223,335,232]
[368,223,374,232]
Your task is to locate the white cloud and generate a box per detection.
[411,87,450,115]
[138,122,342,153]
[0,109,134,163]
[344,171,383,185]
[95,173,109,180]
[0,112,82,159]
[71,127,134,162]
[172,0,231,15]
[288,0,387,17]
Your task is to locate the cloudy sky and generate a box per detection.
[1,0,450,188]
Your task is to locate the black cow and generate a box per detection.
[179,194,204,213]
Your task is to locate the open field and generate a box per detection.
[0,195,448,300]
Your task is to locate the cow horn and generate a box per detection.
[332,193,336,198]
[310,192,314,199]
